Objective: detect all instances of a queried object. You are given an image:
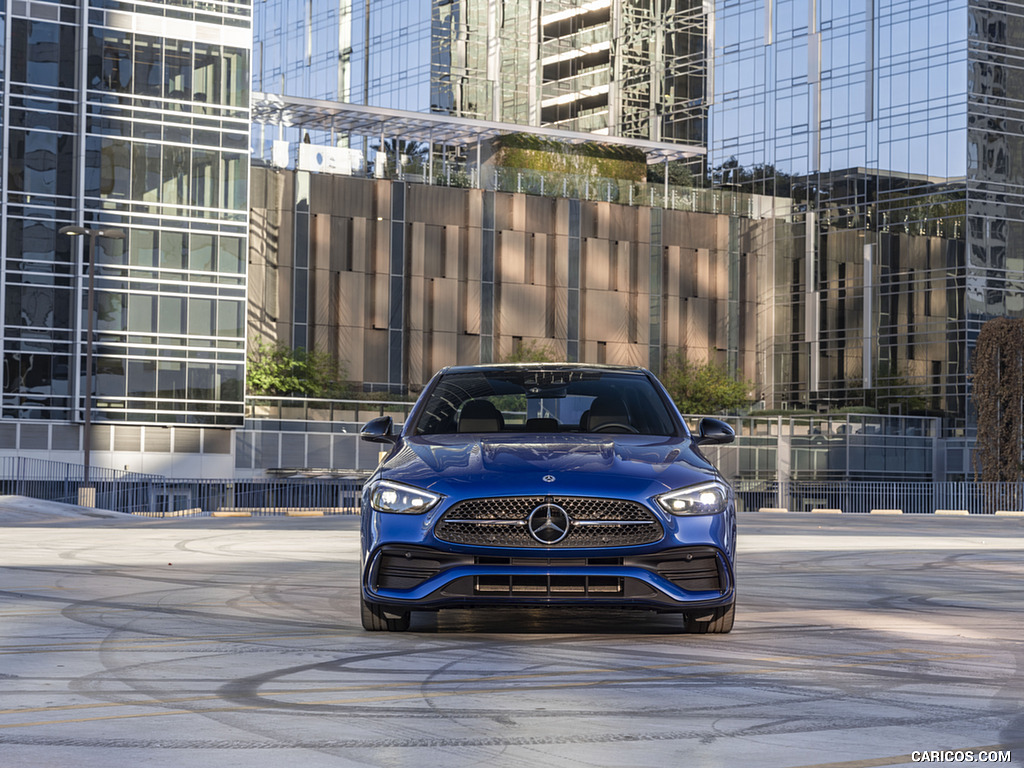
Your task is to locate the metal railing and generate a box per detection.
[245,396,416,424]
[0,456,164,514]
[126,477,365,517]
[735,480,1024,515]
[0,456,161,483]
[481,166,781,219]
[386,159,792,221]
[0,456,364,517]
[238,402,949,480]
[4,457,1023,517]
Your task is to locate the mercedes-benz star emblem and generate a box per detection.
[527,503,571,545]
[542,475,556,483]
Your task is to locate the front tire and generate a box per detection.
[686,602,735,634]
[360,598,411,631]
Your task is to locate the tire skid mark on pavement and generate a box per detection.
[2,646,1000,724]
[3,518,1021,767]
[0,721,1013,754]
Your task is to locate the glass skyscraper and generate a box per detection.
[251,0,1024,428]
[0,0,251,426]
[252,0,708,153]
[709,0,1024,427]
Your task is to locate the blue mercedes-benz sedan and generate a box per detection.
[359,363,737,633]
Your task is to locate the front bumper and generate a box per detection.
[362,544,735,613]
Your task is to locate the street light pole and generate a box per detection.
[59,226,125,492]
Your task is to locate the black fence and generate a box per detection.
[735,480,1024,515]
[3,457,1024,516]
[0,457,365,517]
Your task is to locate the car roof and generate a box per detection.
[439,363,650,375]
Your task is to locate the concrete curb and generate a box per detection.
[132,507,204,518]
[750,508,1018,517]
[213,507,355,517]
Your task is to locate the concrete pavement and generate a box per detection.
[0,498,1021,767]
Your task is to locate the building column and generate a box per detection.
[388,181,407,391]
[567,198,581,362]
[292,171,311,350]
[481,190,495,362]
[727,216,741,377]
[649,207,663,373]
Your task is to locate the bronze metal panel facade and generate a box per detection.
[249,168,756,392]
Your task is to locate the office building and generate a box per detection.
[252,0,708,156]
[0,0,252,434]
[709,0,1024,428]
[253,0,1024,430]
[5,0,1019,478]
[247,167,762,389]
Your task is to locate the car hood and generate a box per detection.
[380,434,719,498]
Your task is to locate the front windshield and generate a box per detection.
[414,369,678,436]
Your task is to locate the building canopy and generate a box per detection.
[251,92,704,165]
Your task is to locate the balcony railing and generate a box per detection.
[245,396,416,425]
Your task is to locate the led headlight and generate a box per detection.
[369,480,441,515]
[655,480,731,516]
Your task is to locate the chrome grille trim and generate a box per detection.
[435,496,664,548]
[573,520,656,526]
[442,519,527,526]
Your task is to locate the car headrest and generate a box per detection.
[586,396,629,432]
[458,399,505,433]
[525,417,559,433]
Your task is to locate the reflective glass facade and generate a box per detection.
[250,0,1024,427]
[254,0,430,109]
[253,0,707,148]
[0,0,251,425]
[709,0,1024,426]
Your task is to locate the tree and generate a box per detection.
[503,339,559,363]
[972,317,1024,481]
[709,158,801,199]
[246,338,349,398]
[842,361,929,414]
[372,137,429,178]
[660,353,753,415]
[646,160,697,188]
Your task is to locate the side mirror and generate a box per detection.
[695,417,735,445]
[360,415,396,444]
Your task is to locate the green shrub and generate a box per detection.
[491,135,646,182]
[661,353,753,415]
[246,338,349,399]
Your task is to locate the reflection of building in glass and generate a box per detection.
[0,1,251,426]
[251,0,1024,429]
[253,0,708,154]
[708,1,1024,428]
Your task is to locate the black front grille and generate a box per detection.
[439,574,660,600]
[474,575,623,596]
[435,496,663,548]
